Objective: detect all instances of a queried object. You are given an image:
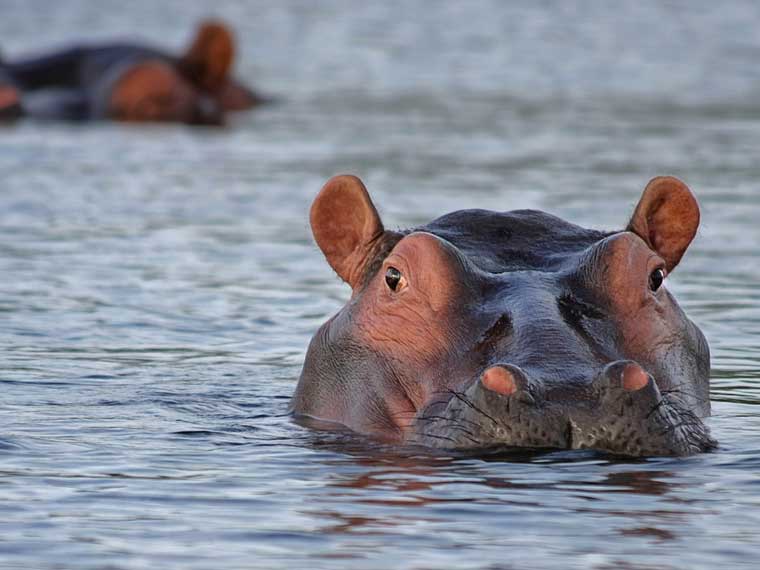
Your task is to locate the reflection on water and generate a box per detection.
[2,1,760,569]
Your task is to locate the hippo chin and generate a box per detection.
[292,175,715,457]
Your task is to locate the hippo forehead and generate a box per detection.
[418,208,611,273]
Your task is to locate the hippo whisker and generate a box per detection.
[428,428,483,447]
[646,398,670,420]
[660,387,712,407]
[416,432,459,444]
[417,413,484,432]
[415,417,485,446]
[656,417,705,439]
[415,416,482,443]
[445,389,501,428]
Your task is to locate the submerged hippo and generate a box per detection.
[292,175,715,457]
[0,20,261,125]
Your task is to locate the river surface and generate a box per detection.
[2,1,760,569]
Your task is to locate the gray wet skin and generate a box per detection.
[293,175,715,457]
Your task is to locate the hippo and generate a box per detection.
[0,20,261,125]
[291,175,715,457]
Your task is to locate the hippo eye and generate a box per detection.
[649,268,665,292]
[385,266,404,292]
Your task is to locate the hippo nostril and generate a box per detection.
[621,363,650,392]
[481,366,517,396]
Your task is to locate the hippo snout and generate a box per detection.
[412,360,716,457]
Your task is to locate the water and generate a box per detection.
[2,1,760,568]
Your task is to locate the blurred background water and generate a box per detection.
[2,1,760,569]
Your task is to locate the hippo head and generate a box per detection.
[292,175,714,457]
[102,60,223,125]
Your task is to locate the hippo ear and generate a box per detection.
[627,176,700,272]
[310,175,385,288]
[179,20,234,92]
